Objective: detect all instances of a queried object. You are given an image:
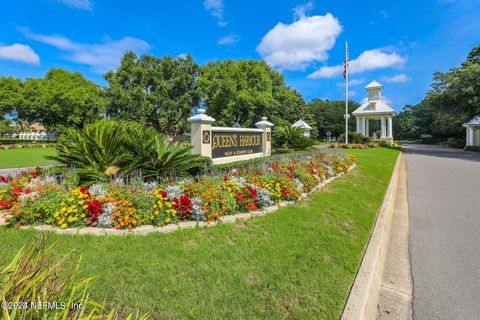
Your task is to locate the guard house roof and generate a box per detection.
[463,115,480,127]
[352,100,396,116]
[292,119,313,130]
[365,80,384,90]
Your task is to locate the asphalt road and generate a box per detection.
[405,144,480,320]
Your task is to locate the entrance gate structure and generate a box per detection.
[352,81,396,143]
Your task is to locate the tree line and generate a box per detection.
[0,52,325,137]
[394,45,480,141]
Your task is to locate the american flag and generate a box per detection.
[343,42,349,80]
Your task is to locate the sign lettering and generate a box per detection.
[211,131,262,158]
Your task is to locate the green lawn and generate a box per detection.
[0,148,57,169]
[0,148,399,319]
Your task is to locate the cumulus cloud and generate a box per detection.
[257,13,342,71]
[217,34,240,46]
[22,29,150,72]
[309,48,406,78]
[0,43,40,65]
[54,0,93,11]
[382,73,411,83]
[203,0,226,26]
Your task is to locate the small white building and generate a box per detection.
[292,119,312,137]
[463,115,480,147]
[352,81,396,142]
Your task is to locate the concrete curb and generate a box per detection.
[341,152,404,320]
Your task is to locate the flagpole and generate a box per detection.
[345,41,349,145]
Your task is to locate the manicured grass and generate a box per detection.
[0,148,57,169]
[0,148,399,319]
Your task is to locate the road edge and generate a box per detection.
[341,151,404,320]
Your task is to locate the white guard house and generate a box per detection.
[292,120,312,137]
[352,81,396,143]
[463,115,480,147]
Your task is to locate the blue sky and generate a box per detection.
[1,0,479,111]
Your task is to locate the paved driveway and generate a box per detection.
[405,144,480,320]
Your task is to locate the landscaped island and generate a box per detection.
[0,151,355,233]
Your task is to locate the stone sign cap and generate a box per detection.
[187,108,216,124]
[255,117,274,129]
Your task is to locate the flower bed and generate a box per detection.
[0,152,356,234]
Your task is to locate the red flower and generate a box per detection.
[161,191,168,198]
[0,176,12,184]
[0,200,12,209]
[282,189,292,197]
[247,202,258,211]
[28,171,38,178]
[79,186,90,195]
[174,194,193,220]
[86,199,103,225]
[223,175,228,182]
[236,193,244,202]
[247,187,257,199]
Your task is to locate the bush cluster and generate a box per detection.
[47,120,204,184]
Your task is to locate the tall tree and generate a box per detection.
[0,77,23,118]
[309,99,360,139]
[199,59,316,135]
[424,45,480,138]
[104,52,201,135]
[393,103,433,139]
[15,69,106,130]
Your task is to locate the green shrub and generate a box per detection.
[273,125,315,151]
[338,131,371,144]
[48,120,206,184]
[465,146,480,152]
[47,120,129,183]
[444,137,465,148]
[123,124,205,180]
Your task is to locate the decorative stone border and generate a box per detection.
[0,164,356,236]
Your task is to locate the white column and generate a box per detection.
[356,117,361,133]
[469,128,475,146]
[365,119,369,137]
[255,117,274,157]
[466,128,470,146]
[387,117,393,138]
[362,117,366,136]
[187,108,215,159]
[380,117,385,138]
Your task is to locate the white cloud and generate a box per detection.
[54,0,93,11]
[257,13,342,71]
[217,34,240,46]
[0,43,40,65]
[22,29,150,72]
[203,0,226,27]
[382,73,411,83]
[293,1,314,20]
[309,48,406,78]
[348,90,357,97]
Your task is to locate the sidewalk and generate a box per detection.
[341,152,413,320]
[376,154,413,319]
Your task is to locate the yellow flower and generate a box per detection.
[165,217,172,223]
[61,223,68,229]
